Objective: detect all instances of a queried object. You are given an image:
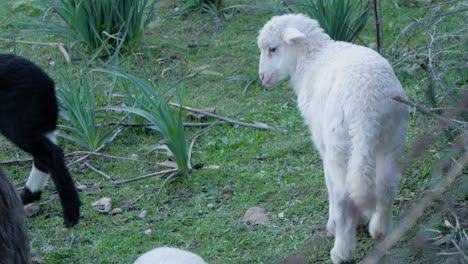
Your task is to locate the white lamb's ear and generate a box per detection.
[283,27,306,44]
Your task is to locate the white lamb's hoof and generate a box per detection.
[330,244,354,264]
[369,214,390,240]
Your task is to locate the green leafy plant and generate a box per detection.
[102,69,189,177]
[289,0,370,42]
[39,0,156,56]
[177,0,223,14]
[56,71,122,151]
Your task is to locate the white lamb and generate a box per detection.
[258,14,408,263]
[133,247,207,264]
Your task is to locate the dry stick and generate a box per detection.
[392,96,466,132]
[84,162,113,181]
[101,121,224,128]
[67,151,158,166]
[373,0,383,54]
[0,157,33,165]
[113,168,178,185]
[1,38,70,63]
[168,102,276,131]
[361,152,468,264]
[67,145,106,167]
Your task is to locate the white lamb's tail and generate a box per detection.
[346,115,380,217]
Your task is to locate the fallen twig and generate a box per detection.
[113,168,178,185]
[84,162,113,181]
[361,152,468,264]
[0,157,33,165]
[1,38,70,63]
[67,151,158,165]
[392,96,467,132]
[373,0,383,54]
[100,121,224,128]
[169,102,276,131]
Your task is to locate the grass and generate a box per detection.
[0,0,466,263]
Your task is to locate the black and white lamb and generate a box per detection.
[0,167,31,264]
[0,54,81,227]
[258,14,408,263]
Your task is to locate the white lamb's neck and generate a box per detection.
[291,35,332,95]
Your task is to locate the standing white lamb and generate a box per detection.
[257,14,408,263]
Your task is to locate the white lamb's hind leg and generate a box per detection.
[369,152,401,240]
[324,163,336,237]
[330,190,359,264]
[324,149,357,263]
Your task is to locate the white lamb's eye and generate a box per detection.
[269,47,277,53]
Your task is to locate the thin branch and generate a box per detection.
[361,152,468,264]
[373,0,383,54]
[113,168,178,185]
[66,151,158,165]
[101,121,224,128]
[1,38,70,63]
[67,145,106,167]
[0,157,33,165]
[430,107,468,112]
[434,7,468,19]
[84,162,113,181]
[169,102,276,131]
[392,96,467,132]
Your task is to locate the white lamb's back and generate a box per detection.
[133,247,207,264]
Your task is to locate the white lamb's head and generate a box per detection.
[257,14,323,87]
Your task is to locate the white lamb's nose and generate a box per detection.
[260,73,265,82]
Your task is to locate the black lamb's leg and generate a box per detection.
[20,160,49,205]
[31,136,81,228]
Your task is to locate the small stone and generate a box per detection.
[139,210,148,218]
[241,207,271,225]
[207,203,215,208]
[24,203,40,217]
[144,229,152,235]
[278,212,285,219]
[85,185,101,195]
[110,208,123,215]
[92,197,112,213]
[32,254,45,264]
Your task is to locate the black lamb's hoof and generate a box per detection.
[62,202,81,228]
[62,195,82,228]
[20,188,42,205]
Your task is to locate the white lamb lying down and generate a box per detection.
[133,247,207,264]
[258,14,408,263]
